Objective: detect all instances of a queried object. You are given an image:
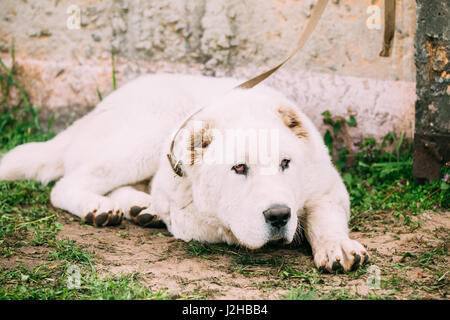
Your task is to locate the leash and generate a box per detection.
[235,0,329,89]
[167,0,396,177]
[167,0,329,177]
[379,0,396,57]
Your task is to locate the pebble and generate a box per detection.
[91,32,102,42]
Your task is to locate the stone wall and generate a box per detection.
[0,0,417,139]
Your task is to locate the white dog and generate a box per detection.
[0,73,368,272]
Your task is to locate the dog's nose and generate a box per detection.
[263,204,291,228]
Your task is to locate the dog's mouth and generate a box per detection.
[236,233,292,250]
[240,237,292,250]
[268,226,294,244]
[268,235,292,245]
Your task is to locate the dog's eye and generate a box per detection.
[231,163,248,175]
[280,159,290,171]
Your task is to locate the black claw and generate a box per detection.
[318,265,327,273]
[130,206,145,217]
[95,212,108,226]
[109,214,121,226]
[332,260,343,272]
[84,212,94,225]
[137,213,154,226]
[350,254,361,271]
[151,220,167,229]
[363,253,370,264]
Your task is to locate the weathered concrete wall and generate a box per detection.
[0,0,417,139]
[413,0,450,182]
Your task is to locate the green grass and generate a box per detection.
[0,265,170,300]
[0,41,54,154]
[0,180,62,256]
[185,241,235,258]
[95,48,118,102]
[338,136,449,232]
[285,285,318,300]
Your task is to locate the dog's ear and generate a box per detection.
[188,121,214,165]
[278,107,308,139]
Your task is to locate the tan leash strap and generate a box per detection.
[236,0,328,89]
[379,0,396,57]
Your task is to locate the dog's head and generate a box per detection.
[178,88,312,249]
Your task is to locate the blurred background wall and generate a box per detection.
[0,0,417,139]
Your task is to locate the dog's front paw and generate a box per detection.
[84,209,123,227]
[79,197,124,227]
[313,238,369,273]
[129,206,165,228]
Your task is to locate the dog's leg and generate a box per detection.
[50,171,124,227]
[108,185,151,217]
[303,183,369,272]
[107,185,163,228]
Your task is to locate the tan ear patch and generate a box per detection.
[278,107,308,139]
[188,122,214,165]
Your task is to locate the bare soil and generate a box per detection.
[4,210,449,299]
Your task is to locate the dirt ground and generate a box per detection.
[3,210,449,300]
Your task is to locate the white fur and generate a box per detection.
[0,73,368,271]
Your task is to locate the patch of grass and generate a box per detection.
[282,266,367,300]
[0,236,171,300]
[346,263,370,280]
[280,267,324,284]
[0,41,54,154]
[365,291,397,300]
[417,244,446,268]
[79,273,170,300]
[346,161,448,224]
[375,239,448,298]
[185,240,242,259]
[177,286,219,300]
[285,284,364,300]
[321,111,448,227]
[380,275,410,290]
[320,288,359,300]
[0,264,170,300]
[232,254,283,268]
[230,253,288,277]
[285,284,317,300]
[0,180,62,256]
[48,239,95,270]
[186,241,224,258]
[322,118,449,231]
[111,48,117,91]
